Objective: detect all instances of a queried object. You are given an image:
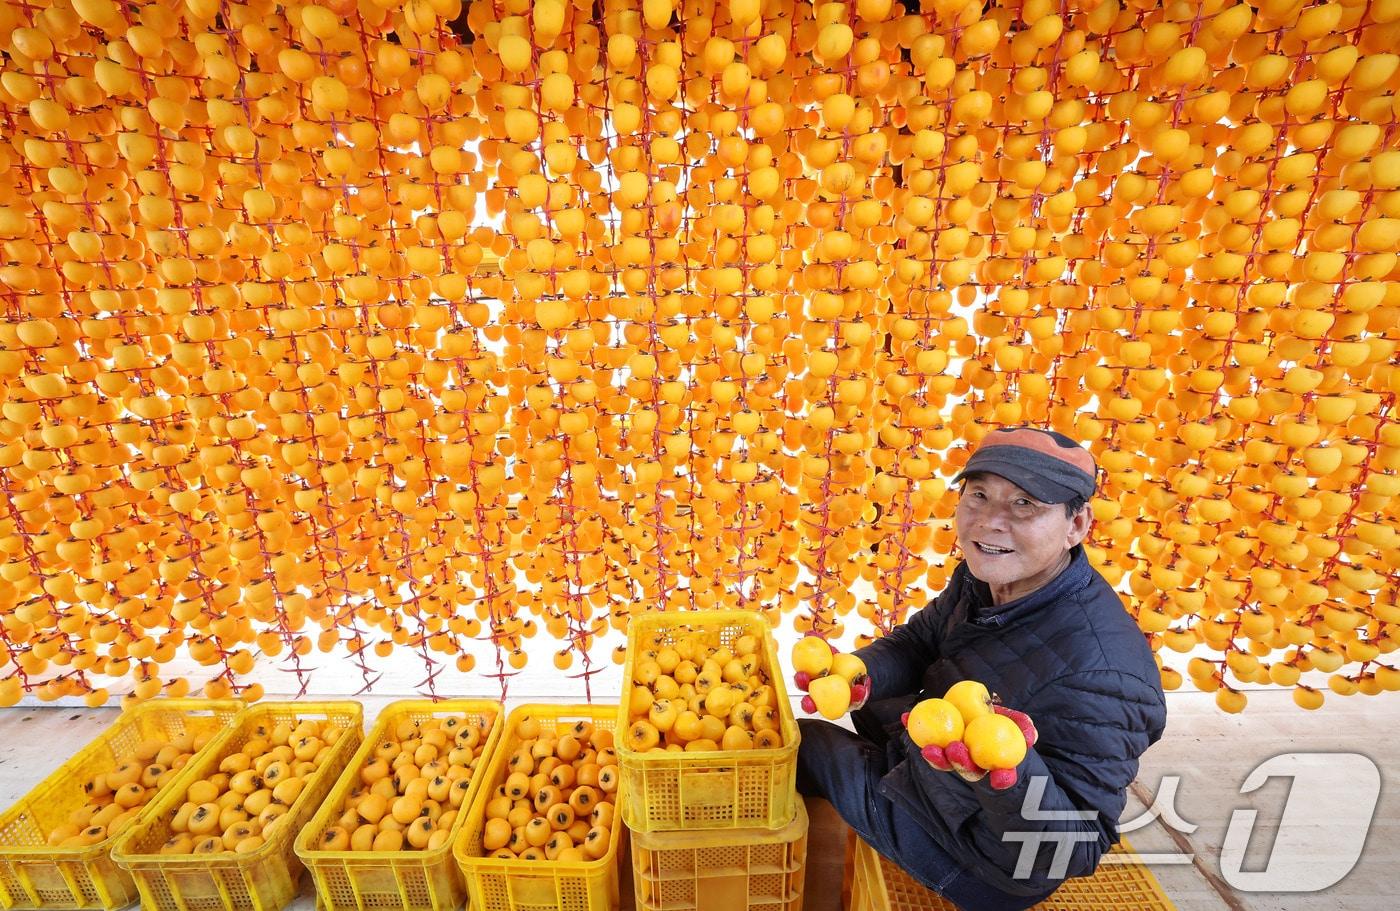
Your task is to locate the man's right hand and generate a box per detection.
[792,635,872,719]
[795,671,872,718]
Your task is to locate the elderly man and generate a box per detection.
[796,427,1166,911]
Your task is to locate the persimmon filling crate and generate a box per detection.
[294,699,501,911]
[616,610,801,833]
[112,702,362,911]
[454,704,623,911]
[0,699,241,911]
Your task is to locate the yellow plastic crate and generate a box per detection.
[294,699,503,911]
[453,704,623,911]
[0,699,241,911]
[848,835,1178,911]
[615,610,800,833]
[111,701,363,911]
[632,800,807,911]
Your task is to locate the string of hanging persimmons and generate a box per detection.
[0,0,1398,712]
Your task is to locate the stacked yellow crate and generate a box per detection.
[617,611,807,911]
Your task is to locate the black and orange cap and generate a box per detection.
[952,427,1097,505]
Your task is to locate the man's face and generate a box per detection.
[954,472,1092,603]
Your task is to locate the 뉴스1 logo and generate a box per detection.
[1218,752,1379,893]
[1002,752,1381,892]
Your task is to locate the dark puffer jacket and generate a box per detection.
[855,545,1167,898]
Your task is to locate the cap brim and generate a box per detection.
[952,454,1087,504]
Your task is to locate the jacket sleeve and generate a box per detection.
[908,668,1167,883]
[852,592,945,703]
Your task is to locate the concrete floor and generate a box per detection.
[0,687,1394,910]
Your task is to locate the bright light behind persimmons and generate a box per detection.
[1,0,1398,713]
